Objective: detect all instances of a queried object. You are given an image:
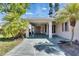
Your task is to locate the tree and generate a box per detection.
[49,3,59,17]
[54,3,59,12]
[55,4,79,44]
[2,19,29,38]
[0,3,29,38]
[49,3,53,17]
[0,3,29,14]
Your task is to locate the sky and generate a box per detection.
[0,3,66,23]
[22,3,66,18]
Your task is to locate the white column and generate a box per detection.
[49,21,52,38]
[46,24,48,35]
[26,24,31,37]
[26,27,29,37]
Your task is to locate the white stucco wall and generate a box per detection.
[56,21,71,40]
[74,21,79,41]
[56,21,79,41]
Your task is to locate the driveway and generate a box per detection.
[5,38,65,56]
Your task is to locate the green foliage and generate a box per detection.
[0,3,29,38]
[2,19,29,38]
[55,3,79,24]
[54,3,59,12]
[66,4,79,14]
[49,3,53,8]
[0,3,29,15]
[49,3,53,17]
[3,12,20,22]
[49,3,59,17]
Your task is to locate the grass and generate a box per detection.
[0,34,4,38]
[0,39,22,56]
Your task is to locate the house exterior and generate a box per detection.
[56,20,79,41]
[25,3,79,41]
[25,17,79,41]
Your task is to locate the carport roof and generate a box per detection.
[25,17,55,21]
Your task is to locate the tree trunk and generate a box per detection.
[70,27,75,45]
[21,34,24,40]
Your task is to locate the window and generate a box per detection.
[62,22,68,32]
[62,23,64,32]
[65,22,68,31]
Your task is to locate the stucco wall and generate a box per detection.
[56,21,79,41]
[74,21,79,41]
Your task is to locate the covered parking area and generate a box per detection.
[26,18,56,39]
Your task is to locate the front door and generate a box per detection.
[35,26,41,34]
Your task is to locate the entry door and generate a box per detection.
[35,26,41,34]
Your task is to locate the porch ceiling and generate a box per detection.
[26,18,55,23]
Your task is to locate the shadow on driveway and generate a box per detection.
[33,35,79,56]
[34,42,63,55]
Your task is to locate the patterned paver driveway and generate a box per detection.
[5,38,65,56]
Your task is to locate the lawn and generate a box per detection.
[0,39,22,56]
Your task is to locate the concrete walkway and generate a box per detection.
[5,38,65,56]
